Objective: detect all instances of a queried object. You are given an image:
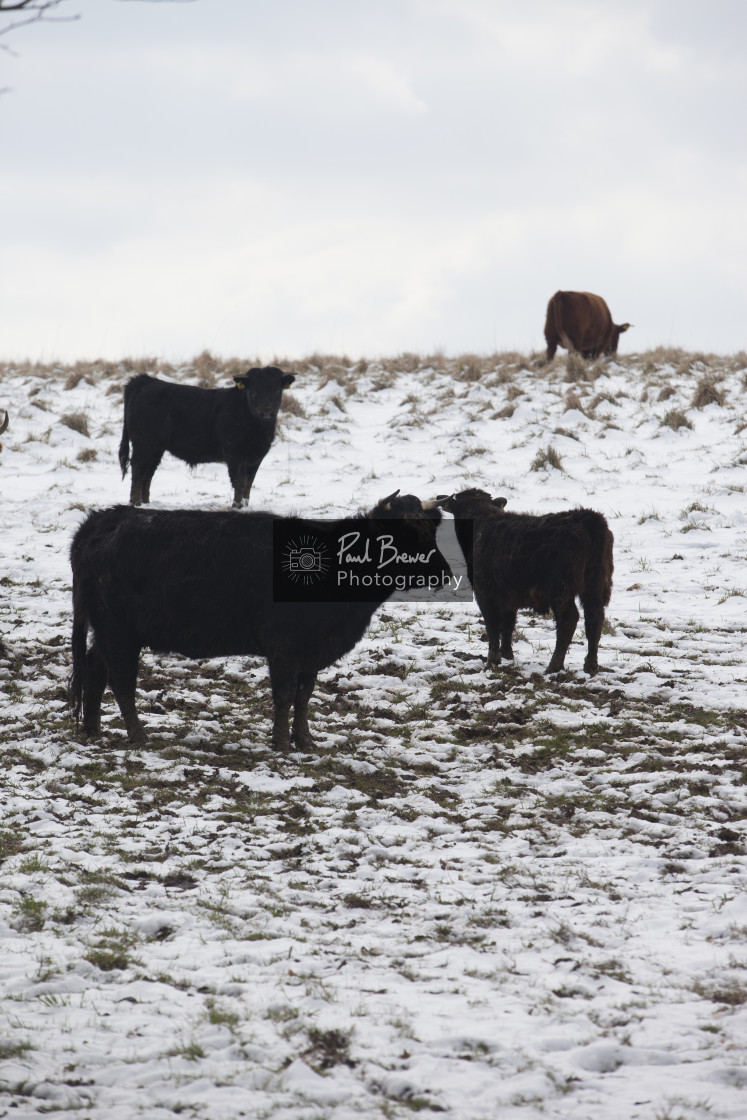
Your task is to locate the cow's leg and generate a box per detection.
[228,460,259,508]
[499,608,517,661]
[478,600,505,669]
[228,460,247,508]
[129,446,163,506]
[242,463,259,505]
[104,642,147,744]
[292,670,317,749]
[547,599,579,673]
[82,642,108,737]
[582,599,605,675]
[545,340,558,361]
[268,660,295,750]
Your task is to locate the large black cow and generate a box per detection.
[119,368,295,507]
[436,489,613,675]
[69,492,449,749]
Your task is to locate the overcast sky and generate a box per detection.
[1,0,746,362]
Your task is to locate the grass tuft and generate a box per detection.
[60,411,90,437]
[304,1026,355,1071]
[531,445,564,472]
[660,409,692,431]
[691,376,726,409]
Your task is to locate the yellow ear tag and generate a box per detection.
[236,381,245,389]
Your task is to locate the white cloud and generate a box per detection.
[1,0,747,359]
[141,45,426,119]
[4,166,746,362]
[434,0,689,77]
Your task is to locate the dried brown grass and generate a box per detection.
[1,349,744,401]
[280,393,306,418]
[691,376,726,409]
[564,352,590,382]
[60,411,90,437]
[531,445,564,472]
[563,390,587,415]
[661,409,693,431]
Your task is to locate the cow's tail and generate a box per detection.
[544,292,563,360]
[119,378,140,477]
[581,512,614,611]
[118,412,130,478]
[69,578,88,725]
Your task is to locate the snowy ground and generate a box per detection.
[1,348,746,1120]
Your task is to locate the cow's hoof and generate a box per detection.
[292,730,315,751]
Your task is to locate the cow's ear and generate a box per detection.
[281,374,295,389]
[619,323,631,333]
[233,377,246,390]
[493,496,508,509]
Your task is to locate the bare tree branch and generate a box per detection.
[0,1,78,48]
[0,0,196,58]
[0,1,63,9]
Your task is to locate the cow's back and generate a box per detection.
[72,507,272,653]
[124,376,231,465]
[474,509,601,596]
[545,291,613,356]
[70,507,378,670]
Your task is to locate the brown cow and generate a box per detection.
[544,291,630,361]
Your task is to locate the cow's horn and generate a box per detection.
[380,488,400,509]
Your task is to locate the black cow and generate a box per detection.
[118,368,295,507]
[69,492,449,749]
[436,489,613,675]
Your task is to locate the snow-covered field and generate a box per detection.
[1,349,746,1120]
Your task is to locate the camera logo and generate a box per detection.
[281,535,330,585]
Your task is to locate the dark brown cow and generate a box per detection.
[435,489,614,675]
[544,291,630,361]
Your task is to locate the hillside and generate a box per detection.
[1,349,746,1120]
